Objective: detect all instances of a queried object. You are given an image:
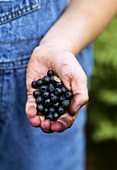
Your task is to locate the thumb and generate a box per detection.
[69,68,89,115]
[25,83,37,118]
[69,91,89,115]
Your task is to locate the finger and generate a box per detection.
[25,93,37,118]
[30,116,41,127]
[69,92,88,115]
[51,113,74,132]
[69,63,89,115]
[40,120,54,133]
[40,119,52,130]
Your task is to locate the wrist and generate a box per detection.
[40,36,78,56]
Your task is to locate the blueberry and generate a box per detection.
[61,87,67,94]
[49,76,55,83]
[46,113,54,121]
[33,90,41,98]
[47,70,55,77]
[36,96,43,104]
[36,79,43,87]
[43,108,49,115]
[44,99,51,107]
[55,82,63,87]
[31,80,37,88]
[31,70,74,121]
[59,95,65,102]
[49,107,55,114]
[53,102,59,108]
[62,100,70,108]
[57,106,65,115]
[43,76,50,84]
[50,93,55,97]
[48,84,55,92]
[53,112,59,121]
[51,95,58,103]
[40,85,48,93]
[37,104,44,113]
[43,91,49,99]
[65,91,73,100]
[54,88,62,96]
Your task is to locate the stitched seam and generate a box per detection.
[0,57,30,63]
[0,36,42,44]
[0,9,38,25]
[0,70,2,114]
[0,57,30,69]
[0,2,36,19]
[0,64,28,70]
[0,1,41,25]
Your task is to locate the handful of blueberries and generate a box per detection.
[31,70,73,121]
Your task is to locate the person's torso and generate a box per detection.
[0,0,68,62]
[0,0,93,80]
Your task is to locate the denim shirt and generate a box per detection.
[0,1,93,170]
[0,0,68,62]
[0,0,93,76]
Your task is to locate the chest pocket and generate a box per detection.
[0,0,41,25]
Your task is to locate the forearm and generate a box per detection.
[40,0,117,55]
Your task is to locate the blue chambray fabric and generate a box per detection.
[0,1,94,170]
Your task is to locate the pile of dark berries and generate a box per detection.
[31,70,73,121]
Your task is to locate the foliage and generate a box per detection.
[87,16,117,142]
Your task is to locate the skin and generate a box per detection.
[25,0,117,133]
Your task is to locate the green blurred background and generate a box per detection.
[86,16,117,170]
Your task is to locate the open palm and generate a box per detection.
[25,46,88,133]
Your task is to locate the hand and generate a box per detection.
[25,45,88,133]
